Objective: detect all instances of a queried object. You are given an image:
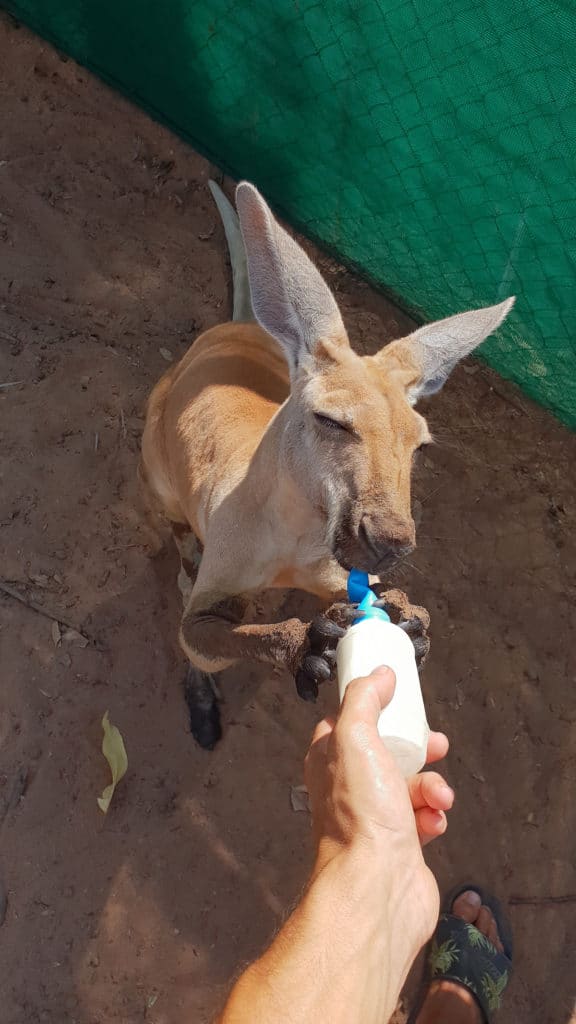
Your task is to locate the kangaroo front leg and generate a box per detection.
[180,590,358,747]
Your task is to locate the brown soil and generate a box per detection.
[1,15,575,1024]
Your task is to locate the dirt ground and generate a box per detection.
[1,15,575,1024]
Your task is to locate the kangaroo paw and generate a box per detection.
[294,602,359,702]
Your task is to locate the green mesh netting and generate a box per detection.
[4,0,575,427]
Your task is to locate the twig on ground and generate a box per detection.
[0,578,104,650]
[509,894,576,906]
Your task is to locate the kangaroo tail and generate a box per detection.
[208,180,254,322]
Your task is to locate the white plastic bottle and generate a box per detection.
[336,571,430,778]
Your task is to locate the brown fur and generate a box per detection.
[140,181,513,744]
[142,320,429,677]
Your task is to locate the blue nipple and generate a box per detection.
[347,569,390,623]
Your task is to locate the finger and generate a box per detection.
[415,807,447,845]
[311,717,336,747]
[305,716,335,770]
[408,770,454,812]
[338,667,396,733]
[425,731,449,764]
[305,744,330,798]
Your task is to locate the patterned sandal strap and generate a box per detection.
[428,913,512,1022]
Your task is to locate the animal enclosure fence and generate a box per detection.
[4,0,575,427]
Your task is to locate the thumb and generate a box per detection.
[338,666,396,731]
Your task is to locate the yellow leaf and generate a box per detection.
[97,711,128,814]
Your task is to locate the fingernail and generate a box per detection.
[435,811,447,833]
[372,665,394,678]
[440,783,454,800]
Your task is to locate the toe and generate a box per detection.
[463,898,505,955]
[486,911,505,953]
[452,889,482,923]
[476,905,504,952]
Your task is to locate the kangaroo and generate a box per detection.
[141,180,514,749]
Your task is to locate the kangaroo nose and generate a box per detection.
[359,514,415,556]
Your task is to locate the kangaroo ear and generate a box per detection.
[235,182,348,375]
[380,298,515,404]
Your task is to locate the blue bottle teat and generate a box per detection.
[347,569,390,623]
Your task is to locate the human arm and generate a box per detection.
[217,667,453,1024]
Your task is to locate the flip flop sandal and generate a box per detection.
[408,883,513,1023]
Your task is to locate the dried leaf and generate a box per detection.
[51,620,61,646]
[159,347,173,362]
[97,712,128,814]
[290,785,310,813]
[62,628,89,648]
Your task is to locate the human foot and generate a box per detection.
[414,888,511,1024]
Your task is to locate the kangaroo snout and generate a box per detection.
[334,511,415,574]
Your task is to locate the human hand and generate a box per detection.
[305,666,453,862]
[219,666,450,1024]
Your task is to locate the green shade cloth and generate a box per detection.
[5,0,575,426]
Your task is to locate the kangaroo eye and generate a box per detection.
[314,413,348,432]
